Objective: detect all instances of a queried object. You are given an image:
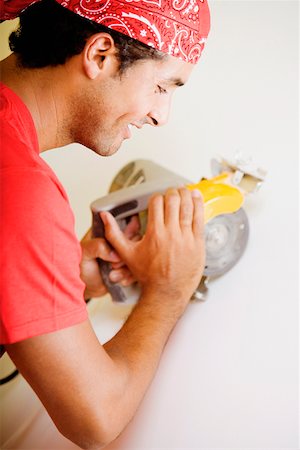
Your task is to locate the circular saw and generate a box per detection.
[91,157,266,302]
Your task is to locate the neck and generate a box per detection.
[0,54,73,152]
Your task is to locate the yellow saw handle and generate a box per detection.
[187,175,244,223]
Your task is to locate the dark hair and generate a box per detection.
[9,0,165,72]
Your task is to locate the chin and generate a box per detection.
[92,142,123,158]
[77,141,113,157]
[79,134,124,157]
[101,138,125,157]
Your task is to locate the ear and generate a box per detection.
[82,33,118,79]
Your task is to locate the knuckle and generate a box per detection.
[98,238,109,251]
[181,201,193,214]
[180,215,192,226]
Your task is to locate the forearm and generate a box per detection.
[103,290,187,434]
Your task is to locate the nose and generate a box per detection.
[147,94,172,127]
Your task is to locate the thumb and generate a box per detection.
[100,211,133,258]
[81,237,120,262]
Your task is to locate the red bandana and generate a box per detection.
[1,0,210,64]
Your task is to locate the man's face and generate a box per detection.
[71,55,194,156]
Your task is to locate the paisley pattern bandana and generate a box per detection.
[1,0,210,64]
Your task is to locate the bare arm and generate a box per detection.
[5,188,205,450]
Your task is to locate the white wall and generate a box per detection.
[0,1,298,449]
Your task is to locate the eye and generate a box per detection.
[156,85,167,95]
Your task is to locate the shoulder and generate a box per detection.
[1,167,73,224]
[1,166,80,267]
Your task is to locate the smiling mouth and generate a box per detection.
[124,124,132,140]
[124,123,142,139]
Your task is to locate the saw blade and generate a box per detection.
[203,208,249,278]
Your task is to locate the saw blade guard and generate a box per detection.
[91,159,250,303]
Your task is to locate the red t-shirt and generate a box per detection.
[0,83,88,344]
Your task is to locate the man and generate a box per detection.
[0,0,210,448]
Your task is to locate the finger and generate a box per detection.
[124,215,141,239]
[109,267,135,284]
[120,276,136,287]
[111,261,126,269]
[179,187,194,231]
[81,237,120,262]
[109,269,125,283]
[191,190,205,237]
[147,193,164,230]
[164,188,180,227]
[100,211,133,258]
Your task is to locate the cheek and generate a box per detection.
[119,84,153,116]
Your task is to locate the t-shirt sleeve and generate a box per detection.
[0,168,88,344]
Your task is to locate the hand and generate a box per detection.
[80,216,140,299]
[100,187,205,315]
